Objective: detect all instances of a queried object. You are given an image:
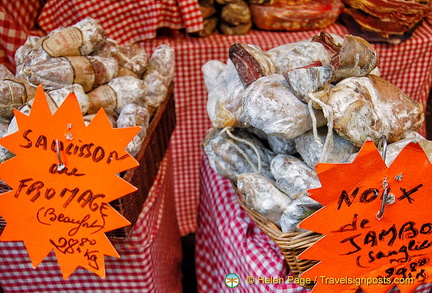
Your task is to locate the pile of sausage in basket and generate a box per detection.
[0,18,174,163]
[202,32,430,233]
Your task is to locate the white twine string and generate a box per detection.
[307,92,334,163]
[224,138,258,173]
[116,50,141,70]
[6,80,17,104]
[308,98,319,144]
[221,126,262,174]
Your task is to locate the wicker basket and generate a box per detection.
[107,82,176,239]
[0,82,176,240]
[234,183,322,279]
[0,180,8,235]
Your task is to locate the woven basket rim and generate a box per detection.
[232,181,321,278]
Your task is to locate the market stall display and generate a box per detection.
[1,5,432,292]
[201,32,432,291]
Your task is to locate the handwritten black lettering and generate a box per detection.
[78,143,94,158]
[45,188,56,199]
[333,214,359,232]
[359,188,380,203]
[50,237,78,254]
[380,258,429,282]
[49,163,85,176]
[360,218,370,229]
[415,269,427,282]
[15,178,33,198]
[107,151,129,164]
[37,207,106,236]
[95,202,109,234]
[65,143,78,155]
[333,214,372,233]
[337,188,384,210]
[340,233,362,255]
[378,224,397,246]
[14,178,106,212]
[338,184,422,210]
[37,207,53,225]
[17,129,128,165]
[337,188,359,209]
[399,221,418,240]
[35,135,48,150]
[365,239,432,265]
[398,184,423,204]
[77,190,105,211]
[364,231,378,247]
[50,139,64,152]
[60,187,80,208]
[20,129,33,148]
[50,237,97,255]
[27,180,44,202]
[420,223,432,234]
[80,237,97,246]
[67,214,103,236]
[92,146,105,162]
[340,219,432,272]
[408,239,432,251]
[84,249,99,270]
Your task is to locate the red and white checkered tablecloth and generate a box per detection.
[1,2,432,238]
[0,151,183,293]
[196,155,432,293]
[0,0,45,72]
[37,0,203,45]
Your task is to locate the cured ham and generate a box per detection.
[341,0,430,42]
[249,0,343,31]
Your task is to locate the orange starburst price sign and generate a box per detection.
[299,140,432,293]
[0,86,140,279]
